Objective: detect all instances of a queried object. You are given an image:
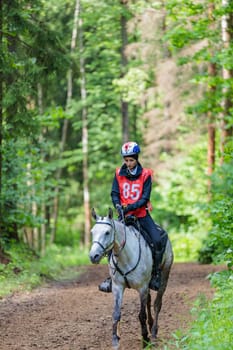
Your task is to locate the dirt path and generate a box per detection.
[0,263,222,350]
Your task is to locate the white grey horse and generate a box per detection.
[89,208,173,349]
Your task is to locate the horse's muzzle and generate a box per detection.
[89,252,102,264]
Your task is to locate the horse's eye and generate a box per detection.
[106,231,110,236]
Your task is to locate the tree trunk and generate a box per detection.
[50,0,80,243]
[37,83,46,254]
[207,121,216,175]
[207,63,216,180]
[120,1,129,143]
[207,2,217,195]
[0,0,3,234]
[220,0,233,163]
[3,15,19,241]
[79,2,91,248]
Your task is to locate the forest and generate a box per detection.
[0,0,232,349]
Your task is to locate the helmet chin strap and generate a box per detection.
[127,165,138,176]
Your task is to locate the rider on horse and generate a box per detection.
[99,141,164,293]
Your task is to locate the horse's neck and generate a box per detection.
[113,221,138,262]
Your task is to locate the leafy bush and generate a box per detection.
[168,271,233,350]
[198,150,233,268]
[152,140,211,261]
[170,231,203,262]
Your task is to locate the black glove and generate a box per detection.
[123,204,134,214]
[115,204,122,216]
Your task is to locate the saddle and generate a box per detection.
[124,215,168,256]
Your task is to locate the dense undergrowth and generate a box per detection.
[164,143,233,349]
[0,242,90,298]
[167,271,233,350]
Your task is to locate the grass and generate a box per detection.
[0,243,91,298]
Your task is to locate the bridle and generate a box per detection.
[92,216,142,289]
[92,220,116,257]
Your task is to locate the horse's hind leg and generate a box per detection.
[147,291,153,332]
[151,267,171,340]
[139,288,150,348]
[151,289,163,340]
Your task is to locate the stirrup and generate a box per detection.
[98,277,112,293]
[149,271,161,291]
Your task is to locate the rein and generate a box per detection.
[111,220,142,289]
[93,217,142,289]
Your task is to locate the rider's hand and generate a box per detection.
[123,204,133,214]
[115,204,124,221]
[115,204,122,215]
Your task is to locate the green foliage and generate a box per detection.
[159,0,233,267]
[1,0,71,241]
[2,0,69,133]
[0,240,90,298]
[198,144,233,267]
[0,136,57,233]
[1,0,156,247]
[171,232,203,262]
[167,271,233,350]
[165,0,207,51]
[54,216,82,246]
[165,0,233,127]
[153,139,209,229]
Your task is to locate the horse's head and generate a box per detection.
[89,208,115,264]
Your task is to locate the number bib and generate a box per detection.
[116,167,153,217]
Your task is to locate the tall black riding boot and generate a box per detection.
[149,250,163,291]
[98,251,112,293]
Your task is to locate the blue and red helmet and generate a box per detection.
[121,142,140,157]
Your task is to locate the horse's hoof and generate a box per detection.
[112,335,120,350]
[112,345,119,350]
[151,327,158,340]
[142,337,150,348]
[150,336,158,347]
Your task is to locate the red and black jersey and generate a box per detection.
[113,165,153,218]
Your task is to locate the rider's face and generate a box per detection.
[124,157,137,170]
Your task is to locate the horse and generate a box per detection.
[89,208,173,349]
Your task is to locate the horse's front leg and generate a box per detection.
[112,284,124,350]
[139,287,150,348]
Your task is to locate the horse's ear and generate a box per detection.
[108,207,113,219]
[91,208,98,220]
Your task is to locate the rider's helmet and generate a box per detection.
[121,142,140,157]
